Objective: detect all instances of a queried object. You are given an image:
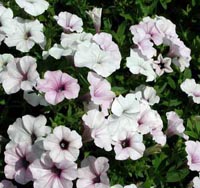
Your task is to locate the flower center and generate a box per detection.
[121,138,130,148]
[24,31,32,40]
[93,175,101,183]
[159,62,165,69]
[51,166,62,177]
[31,133,37,144]
[22,157,30,169]
[60,139,69,150]
[57,84,65,92]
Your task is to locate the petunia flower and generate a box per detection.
[77,156,110,188]
[1,56,39,94]
[0,180,16,188]
[87,71,115,115]
[4,18,45,52]
[74,41,120,77]
[37,70,80,105]
[15,0,49,16]
[192,174,200,188]
[54,11,83,33]
[166,111,189,140]
[29,153,77,188]
[0,53,14,72]
[153,54,173,76]
[180,79,200,104]
[4,143,35,184]
[82,109,112,151]
[126,49,157,82]
[86,7,102,33]
[185,140,200,171]
[113,131,145,160]
[111,184,137,188]
[7,114,50,146]
[43,126,82,162]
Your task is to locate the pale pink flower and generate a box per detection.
[7,114,50,145]
[185,140,200,171]
[166,111,189,140]
[29,153,77,188]
[193,174,200,188]
[54,11,83,33]
[77,156,110,188]
[180,79,200,104]
[37,70,80,105]
[15,0,49,16]
[88,71,115,115]
[153,54,173,76]
[1,56,39,94]
[150,128,166,146]
[0,180,16,188]
[114,131,145,160]
[82,109,112,151]
[4,143,34,184]
[43,126,82,162]
[86,7,102,33]
[111,185,137,188]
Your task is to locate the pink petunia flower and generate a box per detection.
[87,71,115,115]
[1,56,39,94]
[185,140,200,171]
[43,126,82,162]
[77,156,110,188]
[0,180,16,188]
[37,70,80,105]
[4,143,35,184]
[166,111,189,140]
[29,153,77,188]
[54,11,83,33]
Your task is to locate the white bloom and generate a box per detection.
[4,18,45,52]
[180,79,200,104]
[74,41,119,77]
[86,7,102,32]
[126,49,156,82]
[193,174,200,188]
[15,0,49,16]
[0,54,14,72]
[54,11,83,33]
[111,185,137,188]
[7,114,51,145]
[82,109,112,151]
[1,56,39,94]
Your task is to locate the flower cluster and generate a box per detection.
[0,1,198,188]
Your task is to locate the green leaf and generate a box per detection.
[167,77,176,89]
[166,168,189,182]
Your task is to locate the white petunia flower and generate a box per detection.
[0,54,14,72]
[4,18,45,52]
[15,0,49,16]
[180,79,200,104]
[74,41,119,77]
[126,49,157,82]
[54,11,83,33]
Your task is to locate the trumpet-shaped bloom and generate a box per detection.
[0,53,14,72]
[153,54,173,76]
[43,126,82,162]
[88,72,115,115]
[77,156,110,188]
[4,143,34,184]
[193,174,200,188]
[7,114,50,146]
[82,109,112,151]
[126,49,156,82]
[180,79,200,104]
[54,11,83,33]
[166,111,188,140]
[0,180,16,188]
[1,56,39,94]
[86,7,102,33]
[185,140,200,171]
[114,131,145,160]
[29,153,77,188]
[37,70,80,105]
[15,0,49,16]
[74,41,119,77]
[4,18,45,52]
[111,184,137,188]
